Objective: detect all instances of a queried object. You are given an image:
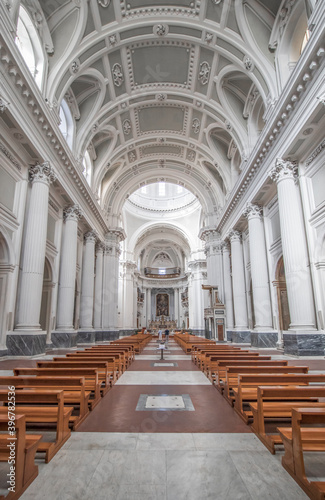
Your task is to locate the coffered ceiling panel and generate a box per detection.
[136,105,187,135]
[129,42,194,89]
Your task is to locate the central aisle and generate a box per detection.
[20,337,308,500]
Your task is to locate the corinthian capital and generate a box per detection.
[269,158,298,183]
[29,162,56,185]
[227,229,241,242]
[63,204,83,222]
[84,230,98,244]
[243,203,262,220]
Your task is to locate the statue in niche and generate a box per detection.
[156,293,169,317]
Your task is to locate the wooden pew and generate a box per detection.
[223,366,309,400]
[0,390,73,463]
[206,355,272,383]
[83,346,133,367]
[233,374,325,420]
[209,359,289,386]
[278,408,325,500]
[0,414,42,500]
[249,385,325,454]
[0,376,89,431]
[198,350,253,372]
[64,352,124,375]
[37,360,116,388]
[13,367,102,408]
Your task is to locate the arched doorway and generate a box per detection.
[40,258,54,342]
[274,257,291,331]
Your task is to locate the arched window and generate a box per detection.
[300,29,310,54]
[15,7,44,89]
[82,150,93,186]
[59,99,74,149]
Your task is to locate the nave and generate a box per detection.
[1,336,324,500]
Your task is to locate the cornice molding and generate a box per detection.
[217,5,325,231]
[0,17,108,234]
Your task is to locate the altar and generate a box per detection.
[148,316,177,330]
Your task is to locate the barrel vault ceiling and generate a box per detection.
[37,0,285,224]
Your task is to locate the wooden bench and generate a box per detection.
[232,373,325,419]
[197,350,252,372]
[13,367,102,409]
[206,355,272,382]
[209,359,289,386]
[249,385,325,454]
[83,347,133,368]
[64,353,124,376]
[81,347,132,370]
[37,360,116,389]
[0,376,90,431]
[223,366,309,400]
[278,408,325,500]
[0,389,73,463]
[0,414,42,500]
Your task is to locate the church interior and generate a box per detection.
[0,0,325,498]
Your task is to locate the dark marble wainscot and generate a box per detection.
[283,332,325,356]
[51,331,78,348]
[118,330,137,337]
[251,332,279,348]
[191,329,205,337]
[6,332,47,356]
[227,330,251,344]
[96,331,119,342]
[77,331,96,344]
[0,349,8,357]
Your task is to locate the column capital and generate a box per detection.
[63,204,83,222]
[199,226,220,242]
[243,202,263,220]
[269,158,298,183]
[105,227,126,243]
[84,230,97,244]
[29,162,57,185]
[227,229,242,242]
[221,240,230,253]
[96,241,105,253]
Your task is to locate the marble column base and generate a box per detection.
[7,332,47,356]
[283,332,325,356]
[118,329,136,337]
[77,331,96,344]
[51,331,78,348]
[96,331,119,342]
[226,330,251,343]
[250,332,278,348]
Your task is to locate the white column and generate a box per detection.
[243,203,273,330]
[222,242,234,330]
[122,261,136,329]
[146,288,152,326]
[269,159,316,330]
[16,162,56,330]
[174,288,179,327]
[228,230,249,330]
[93,242,104,330]
[79,231,97,330]
[200,229,224,300]
[56,205,83,330]
[188,261,205,334]
[102,230,124,331]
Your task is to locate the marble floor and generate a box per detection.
[1,337,324,499]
